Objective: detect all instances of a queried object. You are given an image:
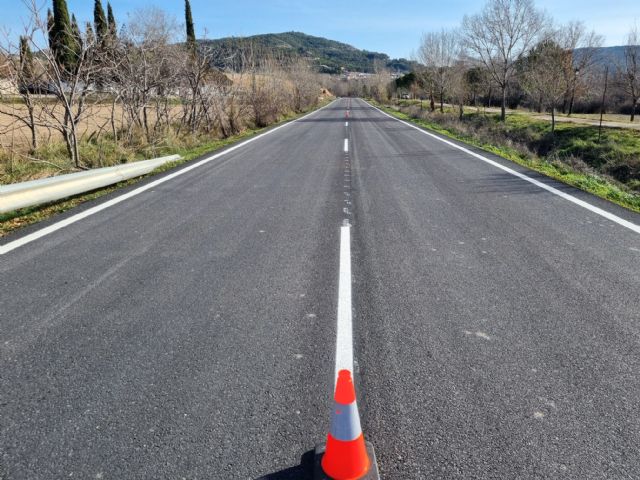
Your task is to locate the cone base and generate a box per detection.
[314,439,380,480]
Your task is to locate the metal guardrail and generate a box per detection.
[0,154,181,214]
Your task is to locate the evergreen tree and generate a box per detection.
[47,9,55,52]
[71,14,83,53]
[107,2,117,39]
[185,0,196,49]
[93,0,108,44]
[85,22,95,47]
[19,36,35,87]
[51,0,75,71]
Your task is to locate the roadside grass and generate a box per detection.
[534,111,635,124]
[0,101,331,237]
[1,129,244,184]
[395,99,639,125]
[373,101,640,213]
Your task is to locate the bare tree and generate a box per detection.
[206,69,244,138]
[243,46,289,127]
[1,2,335,180]
[464,66,487,110]
[559,21,603,115]
[418,29,460,113]
[177,36,237,136]
[420,67,436,111]
[7,0,108,167]
[404,53,434,110]
[288,58,319,113]
[620,25,640,122]
[450,60,471,120]
[0,32,42,151]
[181,43,214,133]
[520,37,567,133]
[193,40,248,138]
[369,61,392,103]
[117,8,181,142]
[462,0,546,121]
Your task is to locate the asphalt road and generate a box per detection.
[1,98,640,479]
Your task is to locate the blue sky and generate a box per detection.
[2,0,638,58]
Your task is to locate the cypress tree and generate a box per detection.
[51,0,75,71]
[19,36,35,88]
[47,9,55,52]
[185,0,196,49]
[107,2,117,39]
[18,35,39,149]
[85,22,95,47]
[94,0,108,44]
[71,14,83,54]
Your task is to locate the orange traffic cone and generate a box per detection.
[321,370,371,480]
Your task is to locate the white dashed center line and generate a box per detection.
[335,223,353,383]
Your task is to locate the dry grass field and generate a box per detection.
[0,99,197,184]
[0,100,184,150]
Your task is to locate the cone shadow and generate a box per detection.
[255,450,315,480]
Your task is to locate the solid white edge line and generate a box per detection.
[0,100,338,255]
[335,224,353,384]
[365,100,640,235]
[344,138,349,153]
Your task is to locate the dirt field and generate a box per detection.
[0,100,185,150]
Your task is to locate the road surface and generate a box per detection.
[1,98,639,479]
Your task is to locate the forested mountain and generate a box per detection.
[575,45,639,69]
[198,31,417,73]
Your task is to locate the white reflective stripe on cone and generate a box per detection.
[330,401,362,442]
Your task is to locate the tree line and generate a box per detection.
[392,0,638,130]
[0,0,323,168]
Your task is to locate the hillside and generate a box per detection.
[198,31,417,74]
[575,45,639,69]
